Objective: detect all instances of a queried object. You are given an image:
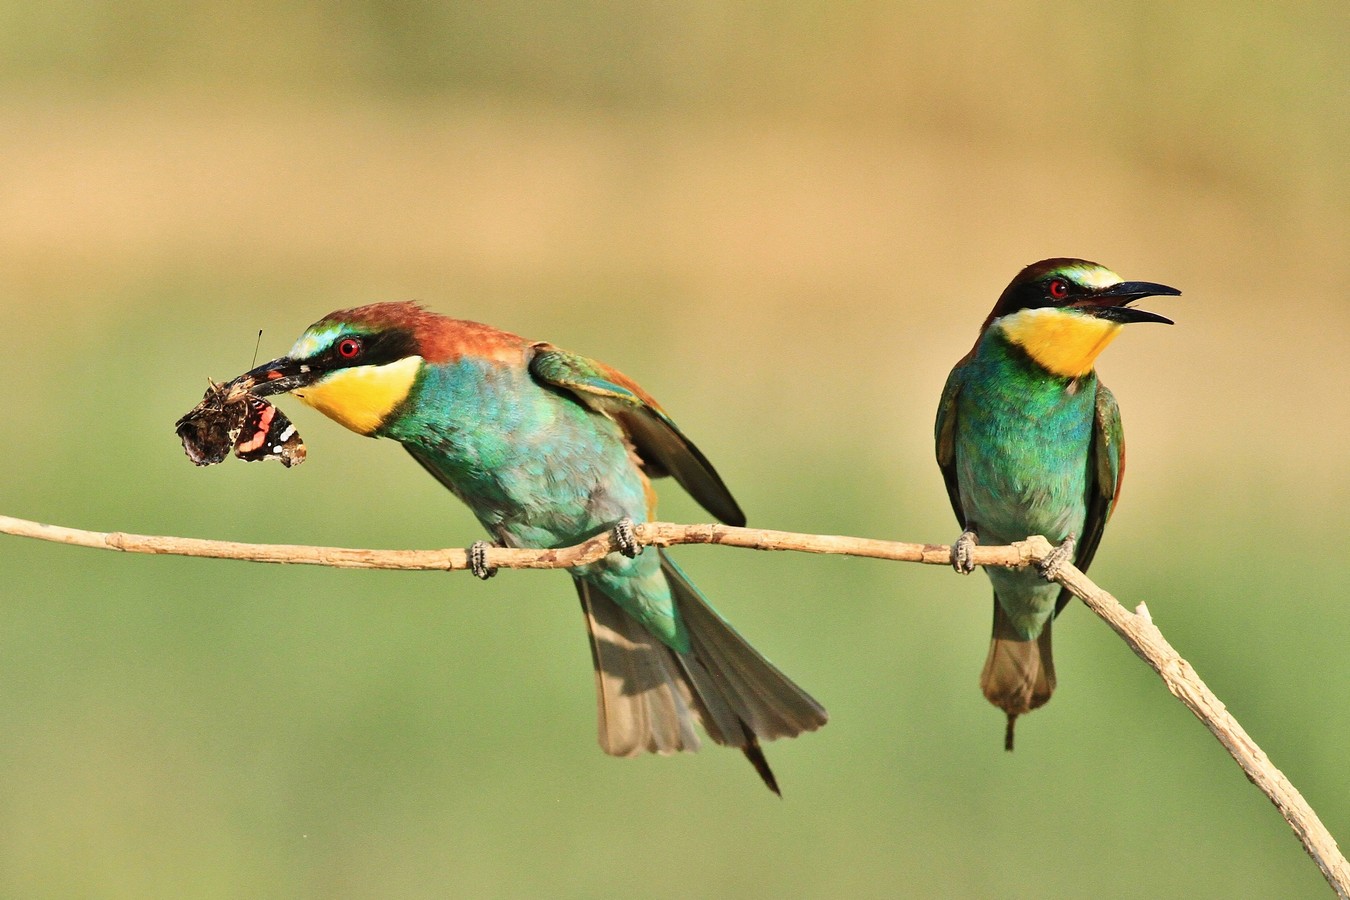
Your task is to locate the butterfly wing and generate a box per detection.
[176,382,248,466]
[233,395,306,467]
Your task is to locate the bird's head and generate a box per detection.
[239,302,447,436]
[982,258,1180,378]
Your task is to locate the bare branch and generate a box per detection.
[2,511,1346,896]
[1050,559,1350,897]
[0,514,1041,572]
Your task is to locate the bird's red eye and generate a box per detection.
[337,337,362,359]
[1048,279,1069,300]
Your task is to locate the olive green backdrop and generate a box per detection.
[3,3,1348,897]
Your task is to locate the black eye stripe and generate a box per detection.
[1010,277,1080,311]
[326,328,417,370]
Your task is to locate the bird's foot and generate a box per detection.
[1038,534,1076,581]
[469,540,498,580]
[613,517,641,559]
[952,529,978,574]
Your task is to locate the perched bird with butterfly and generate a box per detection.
[230,301,827,794]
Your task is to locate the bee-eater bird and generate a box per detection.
[935,259,1178,750]
[239,302,826,793]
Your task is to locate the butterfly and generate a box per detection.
[176,379,306,468]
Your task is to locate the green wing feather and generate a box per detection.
[1055,380,1125,615]
[934,360,968,526]
[528,344,746,526]
[1077,381,1124,572]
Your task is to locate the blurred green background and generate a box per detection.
[3,2,1349,897]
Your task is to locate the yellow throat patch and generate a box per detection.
[998,308,1122,378]
[294,355,423,435]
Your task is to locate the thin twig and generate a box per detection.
[1050,558,1350,897]
[1,512,1346,896]
[0,515,1040,572]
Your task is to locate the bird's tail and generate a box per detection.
[979,595,1056,752]
[576,550,827,795]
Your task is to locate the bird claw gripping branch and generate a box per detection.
[951,529,978,575]
[1037,535,1076,582]
[612,517,640,558]
[469,541,498,580]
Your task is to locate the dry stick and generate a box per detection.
[2,513,1347,897]
[1052,558,1350,897]
[0,515,1039,572]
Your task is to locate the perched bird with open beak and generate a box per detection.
[935,259,1179,749]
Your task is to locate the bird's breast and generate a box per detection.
[954,360,1096,544]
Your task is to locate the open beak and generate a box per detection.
[230,357,318,397]
[1079,280,1180,325]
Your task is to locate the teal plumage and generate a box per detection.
[241,302,826,792]
[936,259,1176,748]
[945,328,1106,628]
[387,351,691,648]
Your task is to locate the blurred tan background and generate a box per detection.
[4,3,1348,898]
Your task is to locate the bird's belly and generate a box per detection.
[497,478,646,550]
[959,462,1085,544]
[956,424,1087,638]
[453,448,646,548]
[955,393,1093,546]
[408,411,649,551]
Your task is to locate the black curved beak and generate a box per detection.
[1080,280,1180,325]
[230,357,318,397]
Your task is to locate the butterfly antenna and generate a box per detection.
[251,330,263,368]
